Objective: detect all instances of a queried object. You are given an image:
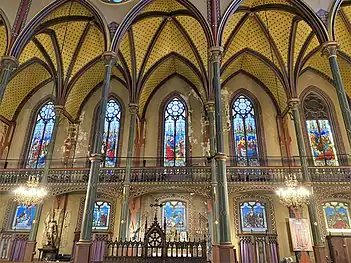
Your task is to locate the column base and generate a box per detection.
[73,240,92,263]
[23,241,37,262]
[212,243,236,263]
[313,245,327,263]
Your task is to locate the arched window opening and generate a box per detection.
[239,201,267,232]
[12,204,37,230]
[162,200,187,239]
[93,201,111,230]
[26,101,56,168]
[102,99,121,167]
[303,93,338,166]
[163,97,186,167]
[323,201,351,232]
[232,95,259,166]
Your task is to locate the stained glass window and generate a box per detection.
[12,204,37,230]
[232,95,259,166]
[240,201,267,232]
[163,97,186,167]
[162,201,186,231]
[93,201,111,230]
[102,99,121,167]
[323,202,351,232]
[26,101,56,168]
[303,94,338,166]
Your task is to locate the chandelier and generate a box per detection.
[276,174,310,208]
[13,175,48,205]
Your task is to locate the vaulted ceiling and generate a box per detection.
[220,0,327,113]
[117,0,211,117]
[0,0,125,121]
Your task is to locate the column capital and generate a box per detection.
[0,56,19,71]
[322,41,339,58]
[89,153,103,162]
[215,152,227,161]
[205,101,215,112]
[54,105,64,114]
[102,51,118,66]
[128,103,138,114]
[209,46,224,63]
[288,98,300,109]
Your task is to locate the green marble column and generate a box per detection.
[323,41,351,150]
[288,99,323,247]
[119,103,138,240]
[209,47,232,245]
[205,101,220,245]
[79,51,117,241]
[0,56,18,103]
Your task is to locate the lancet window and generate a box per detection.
[303,93,338,166]
[162,201,186,232]
[163,97,187,167]
[93,201,111,230]
[26,101,56,168]
[239,201,268,232]
[323,201,351,232]
[232,95,259,166]
[101,98,121,167]
[12,204,37,230]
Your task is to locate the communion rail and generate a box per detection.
[0,166,349,186]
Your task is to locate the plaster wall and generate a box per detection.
[223,73,282,164]
[143,76,205,166]
[74,79,130,167]
[297,70,350,155]
[7,81,55,168]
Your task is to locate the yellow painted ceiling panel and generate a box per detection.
[50,21,88,78]
[119,34,132,73]
[143,20,201,78]
[19,40,47,65]
[112,66,125,82]
[176,15,208,72]
[141,0,186,13]
[293,20,312,67]
[0,63,51,119]
[65,61,105,118]
[303,35,319,60]
[256,10,294,70]
[303,52,332,80]
[36,33,58,71]
[139,57,175,115]
[43,1,92,23]
[338,56,351,97]
[174,57,205,100]
[222,12,246,46]
[241,0,291,8]
[221,56,243,83]
[335,14,351,57]
[70,25,105,80]
[222,16,280,69]
[0,25,7,56]
[132,17,163,74]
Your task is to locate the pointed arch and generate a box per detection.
[159,93,188,167]
[24,99,56,168]
[218,0,329,46]
[111,0,214,51]
[300,87,345,166]
[10,0,110,58]
[229,90,266,166]
[0,8,11,56]
[329,0,344,39]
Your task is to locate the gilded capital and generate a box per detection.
[128,103,138,114]
[0,56,19,71]
[102,51,118,66]
[205,101,215,113]
[209,46,223,64]
[288,98,300,110]
[89,153,103,162]
[322,41,339,58]
[215,152,227,161]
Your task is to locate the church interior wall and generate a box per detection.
[74,79,130,167]
[6,81,55,168]
[297,70,350,154]
[143,76,205,166]
[0,1,20,29]
[223,74,282,164]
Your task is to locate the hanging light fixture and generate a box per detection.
[276,174,310,208]
[13,175,48,205]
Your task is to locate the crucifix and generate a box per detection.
[150,199,164,221]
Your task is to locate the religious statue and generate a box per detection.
[45,218,58,247]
